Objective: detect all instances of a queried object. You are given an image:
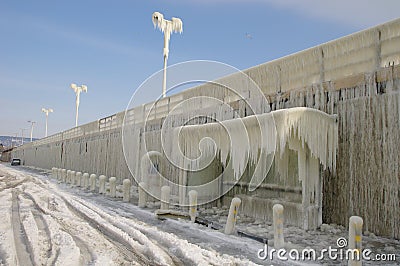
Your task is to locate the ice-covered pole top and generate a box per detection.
[41,108,53,116]
[70,83,88,127]
[152,11,183,98]
[152,12,183,53]
[41,107,53,137]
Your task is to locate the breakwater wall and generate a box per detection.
[13,19,400,238]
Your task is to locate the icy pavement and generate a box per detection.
[0,163,399,265]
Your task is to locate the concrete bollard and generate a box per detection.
[99,175,106,194]
[188,190,198,222]
[82,173,89,189]
[348,216,363,266]
[75,172,82,187]
[160,186,170,210]
[224,197,241,235]
[62,169,67,183]
[138,182,147,208]
[68,170,72,184]
[57,168,62,180]
[70,171,76,186]
[89,174,97,191]
[273,204,285,249]
[66,170,71,184]
[51,168,56,179]
[123,179,131,202]
[109,177,117,197]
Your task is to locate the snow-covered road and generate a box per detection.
[0,164,273,266]
[1,163,399,266]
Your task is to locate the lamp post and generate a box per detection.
[20,128,26,145]
[27,120,36,142]
[12,133,18,147]
[41,108,53,137]
[70,83,88,127]
[152,12,183,98]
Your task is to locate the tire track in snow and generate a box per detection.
[0,245,8,265]
[23,180,143,265]
[68,234,95,265]
[20,193,53,262]
[11,189,34,266]
[13,168,259,265]
[61,196,151,265]
[76,198,197,265]
[24,176,160,265]
[89,197,255,265]
[21,191,96,265]
[73,197,184,266]
[0,177,29,193]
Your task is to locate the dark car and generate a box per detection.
[11,158,21,166]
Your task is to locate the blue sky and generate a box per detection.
[1,0,399,138]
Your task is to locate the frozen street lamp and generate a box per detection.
[12,133,18,147]
[20,128,26,145]
[152,11,183,98]
[41,108,53,137]
[70,83,88,127]
[27,120,36,142]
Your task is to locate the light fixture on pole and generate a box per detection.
[152,11,183,98]
[70,83,88,127]
[41,108,53,137]
[12,132,18,147]
[27,120,36,142]
[20,128,26,145]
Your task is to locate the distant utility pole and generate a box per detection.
[152,11,183,98]
[41,108,53,137]
[70,83,88,127]
[27,120,36,142]
[20,128,26,145]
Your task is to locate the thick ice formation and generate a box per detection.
[159,107,337,191]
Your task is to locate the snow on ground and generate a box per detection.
[0,164,263,265]
[0,163,399,265]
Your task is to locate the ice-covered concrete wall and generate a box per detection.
[13,18,400,238]
[224,69,400,238]
[15,128,131,185]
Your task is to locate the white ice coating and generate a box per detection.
[10,19,400,237]
[66,170,71,184]
[62,169,66,183]
[70,171,76,185]
[89,174,97,191]
[123,179,131,202]
[138,182,147,208]
[188,190,198,222]
[57,168,62,180]
[224,197,241,235]
[82,173,89,189]
[99,175,106,194]
[75,172,82,187]
[165,107,337,187]
[160,186,170,210]
[51,167,56,179]
[109,177,117,198]
[273,204,285,249]
[348,216,363,266]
